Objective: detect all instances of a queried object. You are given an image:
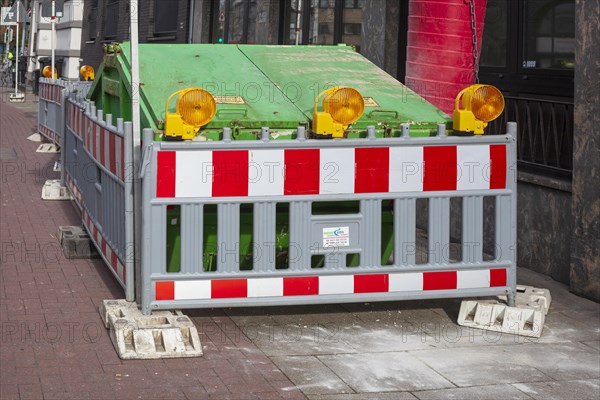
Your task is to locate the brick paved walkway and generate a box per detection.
[0,92,305,400]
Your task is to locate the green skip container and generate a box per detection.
[87,42,451,272]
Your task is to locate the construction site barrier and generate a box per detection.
[37,78,67,145]
[63,88,134,299]
[140,124,517,315]
[41,78,517,315]
[38,78,92,145]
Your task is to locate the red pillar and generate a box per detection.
[405,0,487,115]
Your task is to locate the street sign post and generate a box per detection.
[4,1,28,102]
[39,0,64,80]
[1,6,17,26]
[3,1,29,24]
[40,0,63,18]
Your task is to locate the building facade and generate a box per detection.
[26,0,85,79]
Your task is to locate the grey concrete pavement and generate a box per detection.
[225,267,600,399]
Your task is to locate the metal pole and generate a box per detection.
[124,120,135,302]
[187,0,194,44]
[14,3,19,95]
[51,0,55,80]
[295,0,302,45]
[20,0,27,54]
[128,0,141,302]
[28,0,37,78]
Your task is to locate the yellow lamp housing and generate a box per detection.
[79,65,95,81]
[42,66,58,79]
[453,84,505,135]
[164,87,217,140]
[312,86,365,138]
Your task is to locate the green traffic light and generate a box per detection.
[218,38,223,43]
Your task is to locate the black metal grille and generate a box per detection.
[487,96,574,179]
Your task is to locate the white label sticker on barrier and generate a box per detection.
[323,226,350,248]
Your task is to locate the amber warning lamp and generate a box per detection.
[164,87,217,140]
[312,86,365,138]
[79,65,95,81]
[453,84,505,135]
[42,66,58,79]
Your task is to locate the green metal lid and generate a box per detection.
[99,42,309,132]
[90,43,449,136]
[238,45,450,130]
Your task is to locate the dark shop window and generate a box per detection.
[343,0,364,8]
[481,0,575,179]
[282,0,364,49]
[104,0,119,39]
[522,0,575,69]
[343,23,361,36]
[88,0,98,41]
[320,0,331,8]
[211,0,258,44]
[480,0,508,68]
[154,0,179,36]
[342,4,363,51]
[308,0,335,45]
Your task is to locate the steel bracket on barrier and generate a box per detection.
[139,143,153,179]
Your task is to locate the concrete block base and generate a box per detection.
[9,92,25,102]
[458,301,545,338]
[27,133,44,142]
[41,179,71,200]
[58,226,99,259]
[99,300,203,360]
[458,286,550,338]
[36,143,60,153]
[502,285,552,315]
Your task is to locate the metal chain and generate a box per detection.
[470,0,480,84]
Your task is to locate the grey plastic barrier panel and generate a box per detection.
[37,78,93,146]
[37,78,66,145]
[140,126,518,315]
[63,93,133,299]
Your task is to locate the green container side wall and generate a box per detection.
[87,53,155,133]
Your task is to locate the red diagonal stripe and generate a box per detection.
[156,281,175,301]
[284,149,320,195]
[423,271,457,290]
[111,250,118,272]
[100,129,106,165]
[120,136,125,180]
[423,146,457,191]
[109,133,116,175]
[92,123,97,160]
[355,147,390,193]
[489,144,507,189]
[354,274,389,293]
[283,277,319,296]
[156,151,176,198]
[212,150,249,197]
[490,269,507,287]
[211,279,248,298]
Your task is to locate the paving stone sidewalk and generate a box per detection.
[0,89,305,400]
